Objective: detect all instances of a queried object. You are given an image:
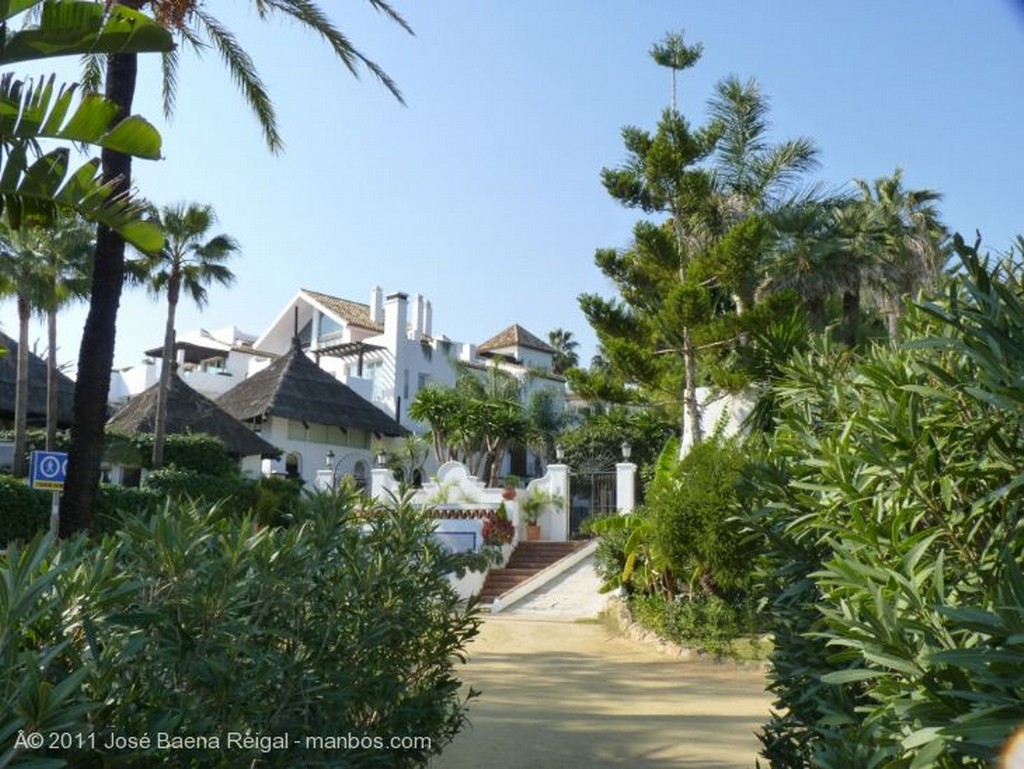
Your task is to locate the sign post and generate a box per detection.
[30,450,67,539]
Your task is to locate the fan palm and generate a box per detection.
[138,202,239,468]
[855,169,948,340]
[548,327,579,374]
[63,0,412,533]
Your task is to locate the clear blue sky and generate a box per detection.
[3,1,1024,374]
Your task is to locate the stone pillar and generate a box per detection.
[616,462,637,514]
[370,467,398,501]
[314,468,334,493]
[546,463,570,541]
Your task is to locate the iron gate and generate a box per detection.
[569,471,617,537]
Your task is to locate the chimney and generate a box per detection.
[460,342,476,362]
[411,293,424,341]
[384,292,408,348]
[369,286,383,325]
[424,300,433,338]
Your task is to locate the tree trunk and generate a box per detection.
[841,282,861,348]
[60,50,138,536]
[679,327,702,458]
[13,294,30,478]
[152,281,180,468]
[46,305,58,451]
[805,295,827,332]
[886,308,901,342]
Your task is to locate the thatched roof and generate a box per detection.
[0,331,75,426]
[215,344,407,437]
[108,375,280,458]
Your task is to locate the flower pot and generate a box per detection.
[526,523,541,541]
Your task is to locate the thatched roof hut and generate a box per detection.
[107,375,280,458]
[215,344,406,437]
[0,331,75,427]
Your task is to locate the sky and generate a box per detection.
[3,1,1024,377]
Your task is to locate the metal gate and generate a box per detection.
[569,471,617,537]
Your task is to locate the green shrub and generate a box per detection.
[628,592,765,659]
[1,490,481,768]
[105,431,234,475]
[648,438,759,596]
[0,476,49,545]
[750,241,1024,767]
[92,484,163,533]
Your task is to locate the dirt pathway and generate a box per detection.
[430,615,771,768]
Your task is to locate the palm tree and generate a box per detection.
[139,202,239,468]
[0,227,33,477]
[706,75,820,316]
[548,328,579,374]
[758,201,859,332]
[63,1,412,534]
[855,169,948,340]
[29,215,94,451]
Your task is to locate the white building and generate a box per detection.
[111,286,568,486]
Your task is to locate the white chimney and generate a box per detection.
[460,342,477,362]
[384,292,408,348]
[424,300,433,337]
[411,293,424,341]
[369,286,383,325]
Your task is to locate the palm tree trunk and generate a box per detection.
[46,305,58,451]
[152,284,179,468]
[60,49,138,536]
[841,282,861,348]
[13,294,30,478]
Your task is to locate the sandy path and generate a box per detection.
[430,615,771,769]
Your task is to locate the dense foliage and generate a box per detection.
[591,436,765,655]
[1,491,480,768]
[752,239,1024,767]
[0,475,50,544]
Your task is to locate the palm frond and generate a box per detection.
[259,0,408,104]
[193,7,282,153]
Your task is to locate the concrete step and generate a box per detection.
[478,541,591,605]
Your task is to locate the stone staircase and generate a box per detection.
[477,541,588,606]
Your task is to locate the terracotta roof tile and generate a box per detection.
[302,289,383,331]
[478,324,555,354]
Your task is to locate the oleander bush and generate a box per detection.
[1,490,481,768]
[751,238,1024,767]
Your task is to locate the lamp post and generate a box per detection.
[555,444,565,462]
[621,441,632,461]
[374,446,389,468]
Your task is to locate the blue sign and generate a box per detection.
[30,450,68,491]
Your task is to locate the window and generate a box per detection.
[285,452,301,479]
[352,460,368,491]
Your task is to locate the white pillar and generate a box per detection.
[314,468,334,493]
[616,462,637,514]
[370,467,398,501]
[546,463,570,541]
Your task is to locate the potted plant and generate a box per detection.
[482,503,516,565]
[519,486,563,541]
[501,474,519,500]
